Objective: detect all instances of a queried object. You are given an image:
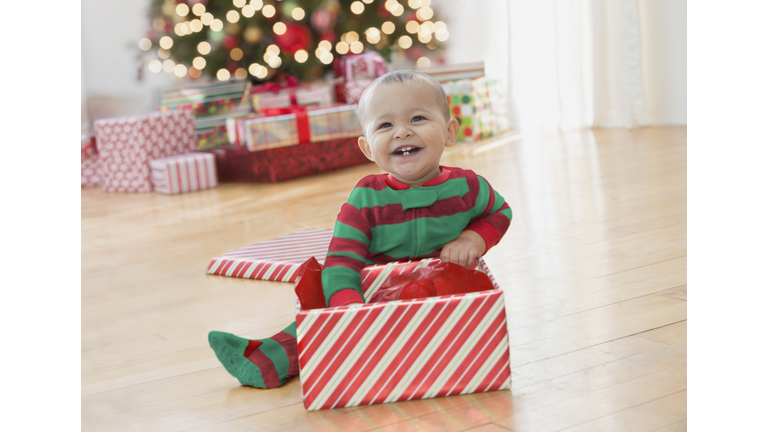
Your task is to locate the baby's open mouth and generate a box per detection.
[393,146,422,156]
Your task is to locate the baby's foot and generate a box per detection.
[208,323,298,388]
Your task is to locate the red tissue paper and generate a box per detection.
[369,262,495,303]
[294,257,326,310]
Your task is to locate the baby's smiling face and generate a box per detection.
[357,80,459,187]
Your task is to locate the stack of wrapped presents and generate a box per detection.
[81,56,510,191]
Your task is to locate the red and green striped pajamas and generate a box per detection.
[323,166,512,306]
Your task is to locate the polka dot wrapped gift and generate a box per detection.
[442,79,481,143]
[442,77,510,143]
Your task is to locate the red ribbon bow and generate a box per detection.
[261,105,311,144]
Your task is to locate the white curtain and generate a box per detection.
[505,0,647,132]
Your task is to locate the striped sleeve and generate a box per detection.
[322,191,374,305]
[465,175,512,252]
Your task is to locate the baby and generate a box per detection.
[208,70,512,389]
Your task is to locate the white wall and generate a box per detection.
[81,0,176,129]
[638,0,687,125]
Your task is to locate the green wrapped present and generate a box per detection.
[159,81,253,150]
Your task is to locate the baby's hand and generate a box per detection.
[440,237,479,267]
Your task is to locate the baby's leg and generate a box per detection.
[208,322,298,388]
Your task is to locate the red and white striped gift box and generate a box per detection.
[207,229,334,282]
[296,256,511,411]
[150,152,217,195]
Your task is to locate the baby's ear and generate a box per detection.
[358,136,375,161]
[445,118,460,147]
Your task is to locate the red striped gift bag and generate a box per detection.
[295,256,511,411]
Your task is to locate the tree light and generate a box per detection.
[350,41,364,54]
[226,10,240,23]
[398,35,412,49]
[416,57,431,69]
[382,21,395,34]
[159,36,173,49]
[268,56,282,68]
[138,38,152,51]
[148,59,162,73]
[351,1,365,14]
[273,22,287,35]
[174,64,187,77]
[176,4,189,16]
[416,7,433,20]
[292,7,305,20]
[294,50,309,63]
[193,57,206,69]
[262,4,276,17]
[217,69,231,81]
[192,4,206,16]
[335,41,350,55]
[198,41,211,55]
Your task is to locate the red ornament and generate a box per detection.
[222,35,238,50]
[274,23,313,54]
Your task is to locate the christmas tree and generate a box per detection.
[139,0,450,82]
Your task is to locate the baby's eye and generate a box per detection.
[411,115,426,122]
[377,122,392,129]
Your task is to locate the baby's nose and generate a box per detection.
[393,126,413,139]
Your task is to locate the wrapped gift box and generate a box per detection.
[241,104,362,152]
[207,229,436,282]
[443,79,481,142]
[472,77,510,139]
[81,134,101,188]
[94,110,197,193]
[296,256,512,411]
[251,86,335,111]
[160,81,253,150]
[81,156,101,188]
[420,61,485,82]
[150,152,217,195]
[213,135,371,183]
[207,229,334,282]
[335,52,387,104]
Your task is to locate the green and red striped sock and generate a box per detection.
[208,322,299,388]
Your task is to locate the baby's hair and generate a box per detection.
[357,70,451,127]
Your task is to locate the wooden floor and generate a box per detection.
[82,126,687,432]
